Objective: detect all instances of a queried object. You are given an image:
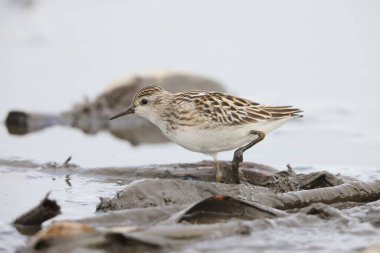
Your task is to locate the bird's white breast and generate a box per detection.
[161,117,291,155]
[166,126,252,154]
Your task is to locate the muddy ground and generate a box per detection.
[1,159,380,253]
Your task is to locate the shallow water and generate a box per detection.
[1,1,380,252]
[0,161,123,252]
[1,160,380,253]
[0,164,122,223]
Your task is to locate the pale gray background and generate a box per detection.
[1,0,379,169]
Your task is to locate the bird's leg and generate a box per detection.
[213,154,223,183]
[231,130,265,183]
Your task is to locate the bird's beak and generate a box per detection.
[109,107,135,120]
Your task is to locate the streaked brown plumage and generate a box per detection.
[110,85,303,183]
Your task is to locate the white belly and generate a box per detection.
[163,118,292,155]
[168,126,252,154]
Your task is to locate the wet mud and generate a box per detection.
[1,159,380,253]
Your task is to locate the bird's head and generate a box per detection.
[109,85,169,121]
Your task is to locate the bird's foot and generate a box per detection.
[232,149,243,169]
[231,151,242,184]
[215,170,223,183]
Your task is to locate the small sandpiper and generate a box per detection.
[110,85,302,183]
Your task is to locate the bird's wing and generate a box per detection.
[259,106,303,119]
[175,91,302,126]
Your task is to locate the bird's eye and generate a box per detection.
[140,99,148,105]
